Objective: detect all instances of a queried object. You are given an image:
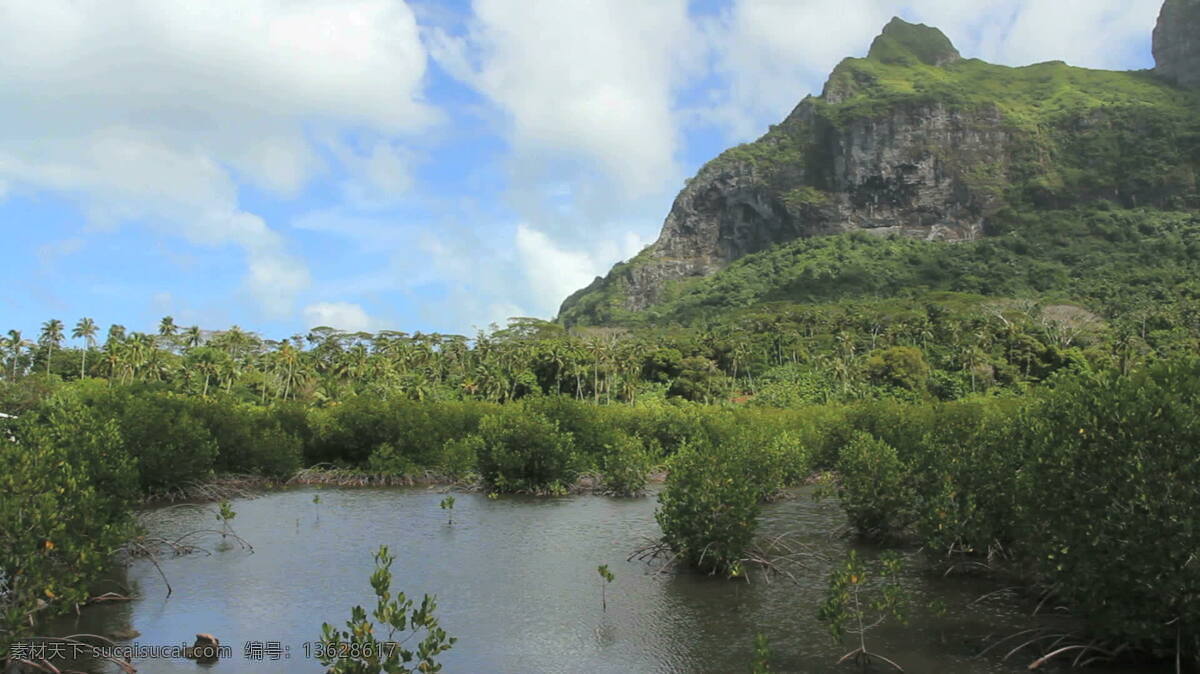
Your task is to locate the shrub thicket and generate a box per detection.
[474,410,579,493]
[0,397,136,652]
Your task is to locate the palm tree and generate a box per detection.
[4,329,24,379]
[72,317,98,379]
[268,342,306,400]
[39,319,65,374]
[182,325,203,350]
[214,325,258,362]
[98,343,123,383]
[158,315,178,351]
[123,333,155,384]
[185,347,224,397]
[107,324,126,345]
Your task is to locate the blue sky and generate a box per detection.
[0,0,1161,340]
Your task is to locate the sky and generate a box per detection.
[0,0,1163,340]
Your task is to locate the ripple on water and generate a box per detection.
[41,487,1170,673]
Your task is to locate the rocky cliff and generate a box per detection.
[559,11,1200,326]
[1154,0,1200,88]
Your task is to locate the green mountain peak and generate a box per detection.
[557,1,1200,329]
[866,16,960,67]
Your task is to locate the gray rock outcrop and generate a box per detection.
[1154,0,1200,88]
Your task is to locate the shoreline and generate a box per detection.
[141,467,672,505]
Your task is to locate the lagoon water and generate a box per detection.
[44,487,1167,673]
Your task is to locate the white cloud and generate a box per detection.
[302,302,377,332]
[515,223,645,315]
[292,209,410,250]
[700,0,895,139]
[429,0,700,198]
[971,1,1159,70]
[329,140,417,209]
[0,0,432,317]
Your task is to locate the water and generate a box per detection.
[40,487,1169,673]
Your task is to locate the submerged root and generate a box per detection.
[146,474,266,504]
[120,523,253,598]
[836,646,905,672]
[288,465,473,489]
[628,532,823,583]
[978,627,1128,670]
[737,533,827,584]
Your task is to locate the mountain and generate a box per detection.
[559,4,1200,327]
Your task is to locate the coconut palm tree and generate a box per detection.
[185,347,224,397]
[158,315,179,351]
[4,329,25,379]
[39,319,65,374]
[72,317,98,379]
[268,342,307,400]
[182,325,203,350]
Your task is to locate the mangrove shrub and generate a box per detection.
[474,410,578,493]
[1019,361,1200,658]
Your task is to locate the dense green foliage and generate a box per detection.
[834,433,913,541]
[798,361,1200,663]
[0,397,137,657]
[655,425,806,576]
[656,440,765,577]
[598,431,653,496]
[472,411,579,494]
[1019,362,1200,654]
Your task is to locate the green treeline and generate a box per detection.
[9,211,1200,412]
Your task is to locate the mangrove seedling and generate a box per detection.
[818,550,907,672]
[312,493,321,523]
[318,545,456,674]
[750,633,772,674]
[439,495,456,526]
[597,564,614,612]
[215,499,237,539]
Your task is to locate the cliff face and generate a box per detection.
[1154,0,1200,88]
[559,9,1200,326]
[630,98,1007,311]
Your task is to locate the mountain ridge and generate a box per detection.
[559,4,1200,327]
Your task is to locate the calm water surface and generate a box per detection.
[44,487,1168,673]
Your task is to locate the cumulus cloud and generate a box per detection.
[302,301,377,332]
[515,223,645,315]
[970,1,1159,70]
[428,0,700,198]
[698,0,895,138]
[0,0,432,316]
